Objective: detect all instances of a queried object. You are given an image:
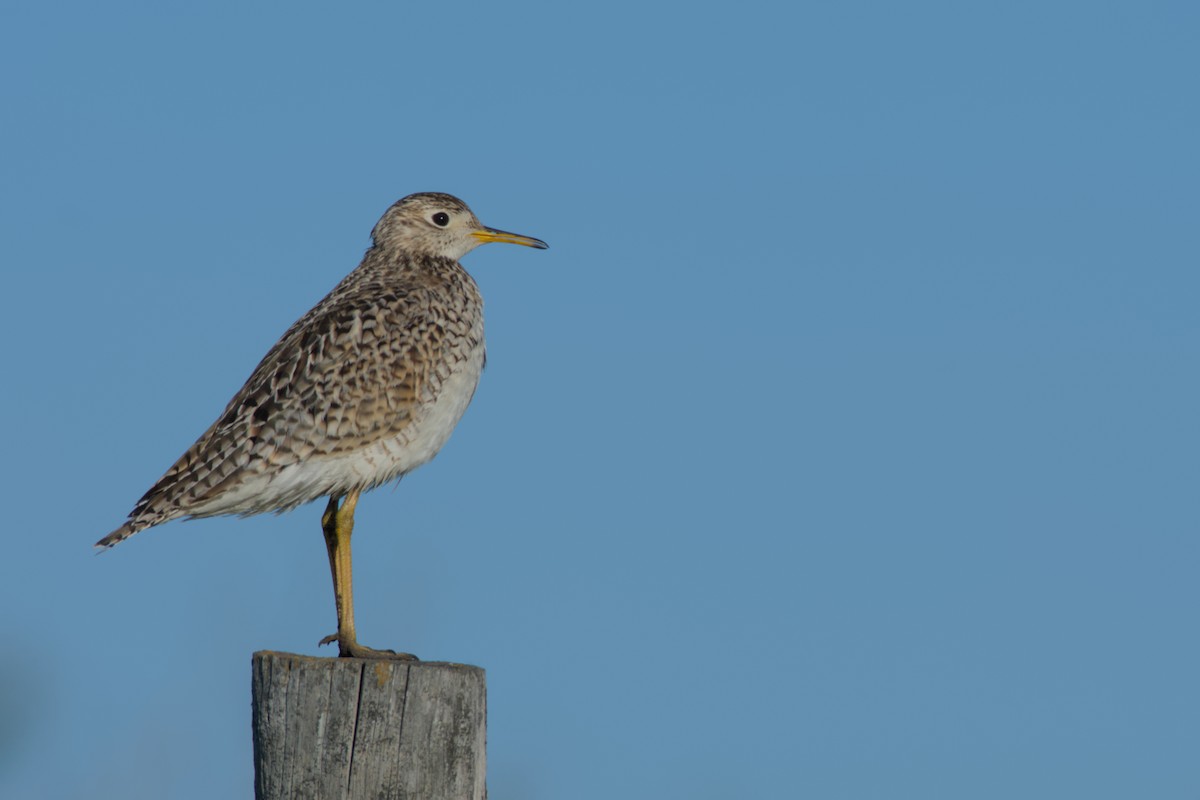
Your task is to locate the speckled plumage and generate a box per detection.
[99,192,546,549]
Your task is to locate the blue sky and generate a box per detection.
[2,2,1198,798]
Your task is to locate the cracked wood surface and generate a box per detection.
[251,651,486,800]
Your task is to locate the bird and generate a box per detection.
[97,192,548,659]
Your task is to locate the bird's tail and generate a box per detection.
[95,522,137,551]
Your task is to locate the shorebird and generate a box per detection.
[97,192,548,659]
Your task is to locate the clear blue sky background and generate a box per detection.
[1,2,1197,798]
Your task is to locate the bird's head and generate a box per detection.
[371,192,548,260]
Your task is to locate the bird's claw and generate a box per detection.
[318,633,418,661]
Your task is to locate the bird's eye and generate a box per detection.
[432,212,450,227]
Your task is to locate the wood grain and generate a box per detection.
[251,651,485,800]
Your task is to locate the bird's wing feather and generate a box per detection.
[119,268,477,530]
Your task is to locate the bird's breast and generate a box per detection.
[379,338,485,474]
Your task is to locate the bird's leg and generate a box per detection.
[319,489,417,660]
[319,493,357,650]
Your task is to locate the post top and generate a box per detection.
[252,650,484,675]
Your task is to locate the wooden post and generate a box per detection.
[251,651,486,800]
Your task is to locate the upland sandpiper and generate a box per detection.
[97,192,548,659]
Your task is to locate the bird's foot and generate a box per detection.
[319,633,419,661]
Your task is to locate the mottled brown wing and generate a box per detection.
[119,276,452,530]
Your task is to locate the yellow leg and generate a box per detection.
[320,490,359,649]
[318,489,416,660]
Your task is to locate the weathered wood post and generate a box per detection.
[251,651,486,800]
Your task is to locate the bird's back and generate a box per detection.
[98,249,484,547]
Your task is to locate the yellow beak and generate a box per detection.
[472,227,549,249]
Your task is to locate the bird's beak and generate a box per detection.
[472,227,549,249]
